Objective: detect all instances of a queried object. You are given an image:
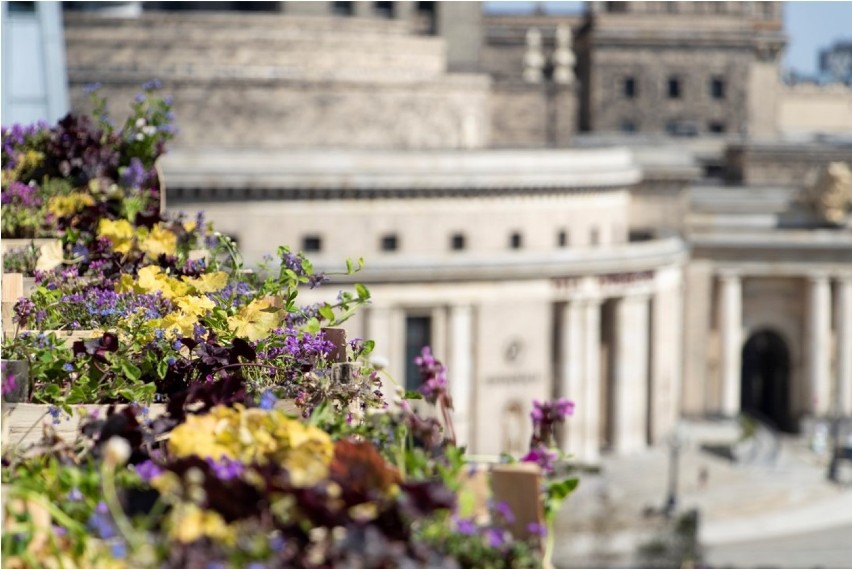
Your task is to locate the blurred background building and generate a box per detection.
[2,1,852,461]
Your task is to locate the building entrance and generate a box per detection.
[741,330,794,432]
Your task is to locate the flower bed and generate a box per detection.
[1,88,579,567]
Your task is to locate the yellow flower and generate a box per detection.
[175,295,215,318]
[168,405,334,487]
[168,504,235,545]
[135,265,191,298]
[227,297,282,342]
[48,192,95,218]
[139,224,177,258]
[182,220,197,232]
[98,218,135,254]
[159,311,199,339]
[183,271,228,294]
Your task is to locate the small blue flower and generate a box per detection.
[110,541,127,559]
[259,390,278,411]
[142,78,162,91]
[83,82,101,94]
[62,363,74,373]
[67,488,83,502]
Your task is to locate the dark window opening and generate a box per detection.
[302,235,322,253]
[375,1,394,18]
[558,230,569,247]
[620,119,637,133]
[510,232,523,249]
[8,2,36,13]
[451,233,466,251]
[710,77,726,99]
[605,2,627,13]
[624,77,637,98]
[405,316,432,392]
[667,77,681,99]
[381,233,398,252]
[332,1,353,15]
[709,121,726,134]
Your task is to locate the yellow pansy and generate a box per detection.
[182,220,197,232]
[168,405,334,487]
[158,311,199,339]
[48,192,95,218]
[175,295,215,318]
[139,224,177,258]
[98,218,135,254]
[183,271,228,293]
[135,265,191,299]
[227,297,282,342]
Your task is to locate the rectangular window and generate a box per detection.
[405,316,432,392]
[710,77,725,99]
[332,1,353,15]
[558,230,569,247]
[708,121,726,134]
[381,233,398,252]
[302,235,322,252]
[620,119,637,133]
[667,77,681,99]
[510,232,523,249]
[375,1,394,18]
[451,233,466,251]
[623,77,637,98]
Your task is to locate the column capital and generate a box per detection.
[717,269,742,282]
[806,272,831,284]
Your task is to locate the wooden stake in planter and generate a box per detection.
[490,462,546,548]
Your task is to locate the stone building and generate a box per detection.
[47,1,852,460]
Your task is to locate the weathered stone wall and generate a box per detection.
[490,84,575,148]
[587,45,752,136]
[64,11,491,150]
[725,143,852,187]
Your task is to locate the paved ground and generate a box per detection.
[551,419,852,568]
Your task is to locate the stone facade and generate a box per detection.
[65,11,491,150]
[778,83,852,136]
[725,142,852,187]
[577,1,785,138]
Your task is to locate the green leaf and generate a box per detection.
[547,477,579,501]
[119,360,142,382]
[304,317,321,334]
[354,283,370,301]
[404,390,423,400]
[157,359,169,380]
[318,305,335,323]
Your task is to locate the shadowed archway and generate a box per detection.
[741,330,794,433]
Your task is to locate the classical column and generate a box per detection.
[366,306,397,400]
[449,305,474,449]
[651,278,684,444]
[560,301,586,457]
[719,272,742,416]
[582,300,602,462]
[835,277,852,415]
[808,274,832,416]
[612,294,650,454]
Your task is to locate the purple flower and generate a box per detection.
[414,346,449,405]
[135,460,164,482]
[530,398,575,447]
[527,522,547,537]
[83,82,101,94]
[1,373,17,396]
[206,456,243,481]
[120,157,146,189]
[2,181,41,207]
[110,541,127,559]
[454,517,478,536]
[67,488,83,502]
[87,503,116,539]
[521,444,558,474]
[12,297,35,326]
[142,79,162,91]
[486,528,506,548]
[492,500,515,525]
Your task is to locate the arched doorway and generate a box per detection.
[741,330,794,432]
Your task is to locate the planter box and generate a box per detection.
[1,403,167,449]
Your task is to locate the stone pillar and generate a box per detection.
[612,294,650,454]
[560,301,586,457]
[353,1,373,17]
[651,274,684,444]
[582,300,602,462]
[808,274,832,415]
[366,306,400,400]
[838,277,852,416]
[719,272,743,417]
[449,305,474,449]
